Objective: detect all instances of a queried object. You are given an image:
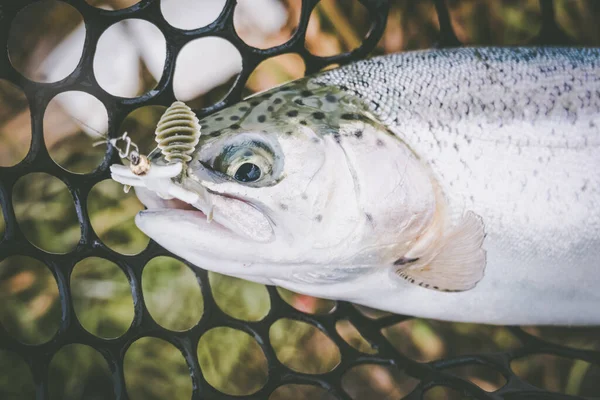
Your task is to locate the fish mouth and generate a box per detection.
[133,179,275,244]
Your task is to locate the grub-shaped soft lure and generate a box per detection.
[110,101,209,211]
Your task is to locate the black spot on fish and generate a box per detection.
[250,100,260,106]
[230,124,240,130]
[376,139,385,147]
[267,106,274,112]
[312,112,325,119]
[433,286,439,290]
[582,181,588,192]
[258,115,266,123]
[273,98,283,104]
[280,203,288,211]
[262,93,273,99]
[287,110,299,117]
[300,120,307,125]
[215,117,224,121]
[311,137,319,143]
[301,193,308,200]
[365,213,373,222]
[199,119,207,124]
[286,131,293,135]
[210,131,220,137]
[341,113,360,120]
[239,106,249,112]
[230,115,240,121]
[325,94,337,103]
[393,257,419,266]
[201,124,208,129]
[294,99,304,106]
[315,214,323,222]
[301,90,313,97]
[453,143,459,151]
[354,130,363,138]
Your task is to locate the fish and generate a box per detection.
[111,47,600,326]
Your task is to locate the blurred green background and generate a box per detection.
[1,1,600,399]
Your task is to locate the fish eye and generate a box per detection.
[234,162,261,182]
[204,134,283,185]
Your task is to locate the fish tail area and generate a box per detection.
[396,211,487,292]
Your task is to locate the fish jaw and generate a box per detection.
[134,177,275,247]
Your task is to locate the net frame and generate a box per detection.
[0,0,599,399]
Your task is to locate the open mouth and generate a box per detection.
[109,163,274,242]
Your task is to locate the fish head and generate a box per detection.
[134,81,438,285]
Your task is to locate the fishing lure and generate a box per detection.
[106,101,206,206]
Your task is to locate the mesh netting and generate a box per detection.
[1,0,599,399]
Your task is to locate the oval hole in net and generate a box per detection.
[142,257,203,331]
[306,0,372,57]
[118,105,168,157]
[555,1,600,45]
[44,91,108,174]
[71,257,134,339]
[95,20,165,98]
[13,173,80,253]
[234,0,297,49]
[0,79,31,167]
[381,319,521,363]
[209,272,269,321]
[423,386,465,400]
[353,303,393,319]
[511,354,599,397]
[174,37,242,106]
[246,54,305,95]
[87,179,149,255]
[446,364,507,392]
[8,0,84,83]
[125,337,192,400]
[276,287,336,315]
[0,256,60,345]
[85,0,140,10]
[335,319,377,354]
[447,0,541,45]
[520,326,600,352]
[198,327,268,395]
[378,1,439,53]
[270,318,340,374]
[269,384,337,400]
[342,364,420,399]
[161,0,225,29]
[48,344,113,400]
[0,350,35,400]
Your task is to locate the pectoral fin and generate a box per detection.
[396,211,486,292]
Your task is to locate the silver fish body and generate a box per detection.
[121,47,600,325]
[301,47,600,324]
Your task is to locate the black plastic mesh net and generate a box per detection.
[1,0,599,399]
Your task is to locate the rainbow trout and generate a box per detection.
[111,47,600,325]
